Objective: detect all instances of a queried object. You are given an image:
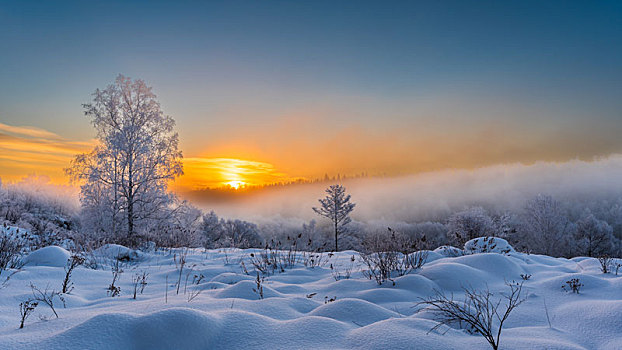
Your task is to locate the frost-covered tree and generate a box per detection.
[522,194,571,256]
[218,219,263,248]
[313,184,355,251]
[67,75,183,242]
[447,207,497,247]
[575,209,615,257]
[201,211,222,247]
[200,211,262,248]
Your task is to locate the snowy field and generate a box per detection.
[1,240,621,350]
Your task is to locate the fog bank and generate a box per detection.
[183,155,622,224]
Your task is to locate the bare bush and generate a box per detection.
[301,235,329,268]
[562,278,583,294]
[62,254,85,293]
[174,249,188,295]
[132,271,149,299]
[0,225,26,279]
[601,257,614,274]
[416,281,525,350]
[221,247,242,265]
[360,227,428,285]
[185,271,204,303]
[330,255,356,281]
[324,296,337,304]
[248,238,301,275]
[253,272,264,299]
[107,259,123,297]
[302,251,327,268]
[30,283,65,318]
[19,300,38,329]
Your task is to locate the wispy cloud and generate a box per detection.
[0,122,64,140]
[0,122,94,184]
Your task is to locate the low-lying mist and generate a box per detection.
[182,154,622,225]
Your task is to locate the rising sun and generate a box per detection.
[225,180,245,189]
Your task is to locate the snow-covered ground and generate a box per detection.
[0,241,621,350]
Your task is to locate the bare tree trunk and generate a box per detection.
[127,150,134,237]
[334,221,338,252]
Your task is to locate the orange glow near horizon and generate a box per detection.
[171,157,293,191]
[4,120,622,194]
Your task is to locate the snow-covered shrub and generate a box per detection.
[434,245,465,257]
[0,176,78,251]
[447,207,497,247]
[202,213,263,248]
[149,202,203,248]
[575,210,616,257]
[407,221,449,250]
[95,244,143,263]
[0,225,27,277]
[464,237,515,255]
[521,195,573,257]
[598,256,614,274]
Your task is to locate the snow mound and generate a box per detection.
[210,272,254,284]
[95,244,143,261]
[464,236,515,254]
[215,280,283,300]
[309,298,397,326]
[434,245,464,257]
[452,253,525,279]
[23,246,71,267]
[3,247,622,350]
[420,262,489,290]
[36,309,220,350]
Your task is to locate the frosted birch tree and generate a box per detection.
[67,75,183,242]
